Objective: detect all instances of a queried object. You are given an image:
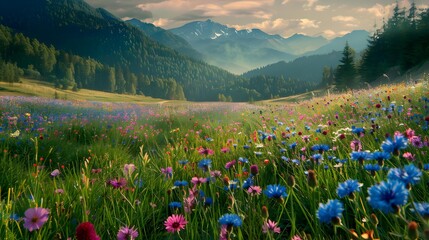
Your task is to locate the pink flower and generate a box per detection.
[198,147,214,155]
[402,152,415,161]
[164,214,187,233]
[219,225,228,240]
[247,186,262,196]
[291,235,302,240]
[117,226,139,240]
[221,147,230,153]
[191,177,207,185]
[23,207,49,232]
[262,219,281,234]
[50,169,60,177]
[76,222,101,240]
[123,164,136,175]
[225,160,236,169]
[350,139,362,152]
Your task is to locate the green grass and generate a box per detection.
[0,79,168,103]
[0,78,428,239]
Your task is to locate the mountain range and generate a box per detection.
[0,0,372,101]
[167,19,369,73]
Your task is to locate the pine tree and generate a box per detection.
[335,42,356,89]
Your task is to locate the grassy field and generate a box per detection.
[0,79,167,104]
[0,77,429,239]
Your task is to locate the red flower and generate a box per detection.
[76,222,101,240]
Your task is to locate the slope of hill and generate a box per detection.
[0,0,243,101]
[243,51,343,83]
[126,18,203,60]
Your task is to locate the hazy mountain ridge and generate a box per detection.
[126,18,203,60]
[170,19,368,73]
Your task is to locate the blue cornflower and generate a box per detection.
[387,164,422,186]
[178,159,189,165]
[371,151,391,161]
[204,197,213,206]
[280,148,286,153]
[424,164,429,171]
[289,142,297,149]
[242,177,254,189]
[364,164,381,172]
[411,202,429,219]
[238,157,249,164]
[311,144,330,153]
[173,180,188,187]
[337,179,361,198]
[367,180,409,214]
[264,184,288,199]
[381,135,408,154]
[316,199,344,224]
[169,202,182,209]
[350,151,372,162]
[198,159,212,171]
[243,145,250,149]
[312,154,323,162]
[218,214,242,227]
[351,127,365,135]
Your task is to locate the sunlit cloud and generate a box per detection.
[357,3,395,18]
[323,29,336,38]
[332,16,357,22]
[152,18,173,27]
[299,18,320,29]
[315,5,330,12]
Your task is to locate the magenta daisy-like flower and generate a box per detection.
[117,226,139,240]
[164,214,188,233]
[247,186,262,196]
[23,207,49,232]
[262,219,281,234]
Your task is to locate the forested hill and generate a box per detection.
[243,51,342,84]
[0,0,244,101]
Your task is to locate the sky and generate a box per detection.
[85,0,429,39]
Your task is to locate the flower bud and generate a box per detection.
[408,221,418,240]
[307,170,318,188]
[250,164,259,176]
[262,206,269,219]
[287,175,296,188]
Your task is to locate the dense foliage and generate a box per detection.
[360,3,429,81]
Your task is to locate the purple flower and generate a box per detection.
[23,207,49,232]
[123,164,136,175]
[161,167,173,179]
[109,178,127,188]
[262,219,281,234]
[225,160,236,169]
[50,169,60,177]
[117,226,139,240]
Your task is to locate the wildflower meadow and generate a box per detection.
[1,78,429,239]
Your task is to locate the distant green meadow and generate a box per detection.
[1,79,429,239]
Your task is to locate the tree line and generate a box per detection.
[324,3,429,89]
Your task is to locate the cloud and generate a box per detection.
[323,29,336,39]
[281,0,290,4]
[304,0,318,9]
[229,18,288,33]
[152,18,172,27]
[299,18,319,29]
[357,3,395,18]
[86,0,153,19]
[314,5,330,12]
[332,15,357,22]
